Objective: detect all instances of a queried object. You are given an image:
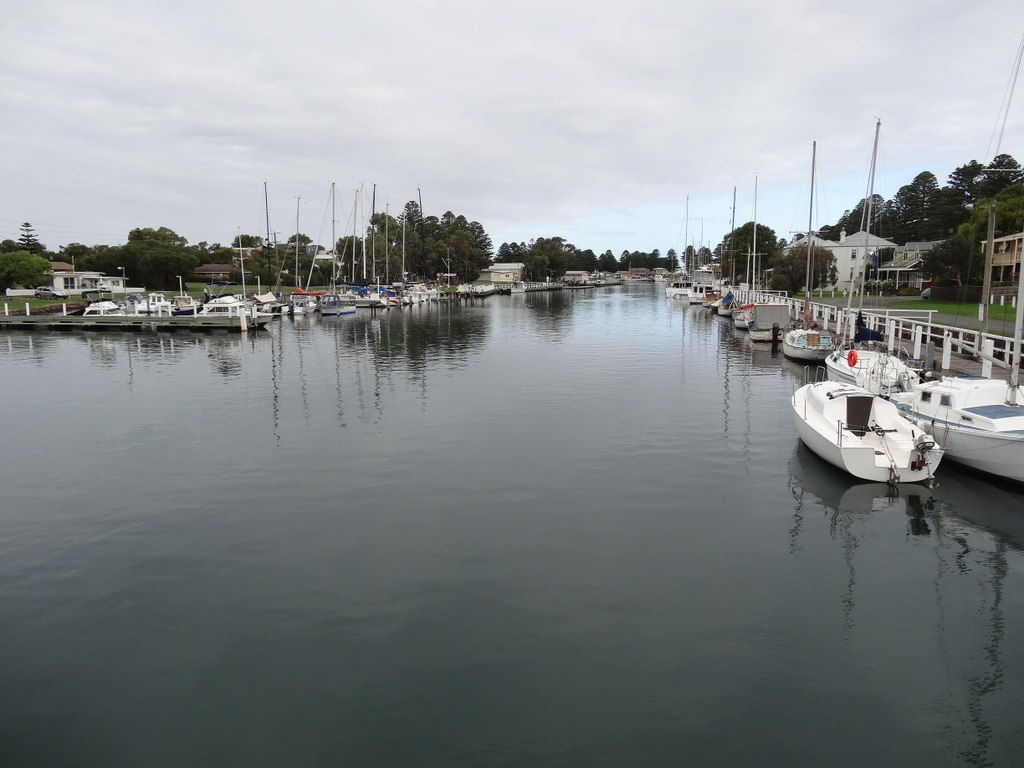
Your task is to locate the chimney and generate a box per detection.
[839,230,847,244]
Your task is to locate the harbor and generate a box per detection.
[2,282,1022,767]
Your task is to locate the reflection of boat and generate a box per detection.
[792,379,943,484]
[890,376,1024,484]
[788,442,934,532]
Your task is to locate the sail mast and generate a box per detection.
[805,141,816,294]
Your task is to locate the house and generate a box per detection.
[562,270,590,285]
[982,231,1024,283]
[876,241,941,291]
[477,262,525,284]
[195,264,242,281]
[49,270,127,295]
[830,231,898,294]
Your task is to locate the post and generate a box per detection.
[982,338,994,378]
[981,201,996,334]
[942,331,953,370]
[913,325,922,360]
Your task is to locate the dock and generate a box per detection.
[0,312,266,333]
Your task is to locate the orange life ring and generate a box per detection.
[847,350,858,367]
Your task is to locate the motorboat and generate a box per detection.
[665,277,694,301]
[792,379,943,484]
[82,300,127,317]
[125,292,173,314]
[747,303,791,343]
[889,376,1024,484]
[318,292,357,316]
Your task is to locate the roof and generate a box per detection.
[880,255,922,270]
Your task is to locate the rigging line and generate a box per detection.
[986,31,1024,162]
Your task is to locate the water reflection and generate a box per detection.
[786,440,1021,766]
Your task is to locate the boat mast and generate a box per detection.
[683,196,689,275]
[843,119,881,338]
[330,182,337,288]
[805,141,816,296]
[294,196,301,290]
[729,186,737,286]
[752,176,758,292]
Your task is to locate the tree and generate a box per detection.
[232,233,263,248]
[888,172,940,242]
[977,154,1023,199]
[119,227,198,290]
[0,250,51,292]
[18,223,45,255]
[770,242,836,294]
[922,232,977,286]
[720,221,779,284]
[597,250,618,272]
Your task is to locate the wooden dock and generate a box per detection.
[0,313,266,333]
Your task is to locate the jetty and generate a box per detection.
[0,304,266,333]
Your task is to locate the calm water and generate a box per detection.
[2,283,1023,767]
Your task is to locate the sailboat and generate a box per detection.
[825,121,920,388]
[783,141,837,362]
[792,379,943,484]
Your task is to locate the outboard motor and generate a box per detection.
[771,322,781,349]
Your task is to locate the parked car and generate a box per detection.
[34,286,69,299]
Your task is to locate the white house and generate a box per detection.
[478,262,525,284]
[830,231,898,294]
[49,270,127,295]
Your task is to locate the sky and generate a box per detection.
[3,1,1022,260]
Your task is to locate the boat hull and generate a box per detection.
[891,376,1024,483]
[783,328,835,361]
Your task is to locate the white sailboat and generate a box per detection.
[783,141,837,362]
[792,379,943,484]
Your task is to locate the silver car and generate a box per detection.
[34,286,69,299]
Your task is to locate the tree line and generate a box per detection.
[3,154,1022,294]
[716,153,1024,294]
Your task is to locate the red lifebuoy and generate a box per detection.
[847,350,858,367]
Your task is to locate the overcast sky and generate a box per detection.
[3,1,1022,259]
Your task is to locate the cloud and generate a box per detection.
[2,0,1021,255]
